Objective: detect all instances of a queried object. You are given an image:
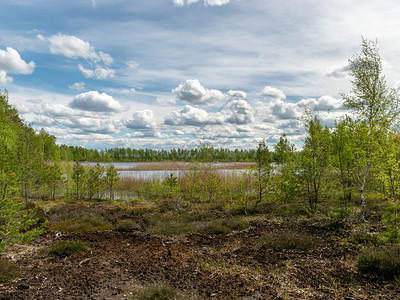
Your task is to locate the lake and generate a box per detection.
[82,162,251,180]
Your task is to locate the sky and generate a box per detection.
[1,0,400,150]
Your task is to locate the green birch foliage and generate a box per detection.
[342,38,400,221]
[300,114,331,213]
[273,135,300,203]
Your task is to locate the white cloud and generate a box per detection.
[298,95,344,111]
[156,96,177,106]
[0,71,12,84]
[172,130,184,135]
[204,0,230,6]
[127,60,139,69]
[126,110,157,130]
[78,64,115,80]
[69,81,86,91]
[0,47,35,83]
[46,33,113,65]
[325,63,350,78]
[261,86,286,100]
[41,103,81,118]
[165,105,224,126]
[227,90,247,99]
[173,0,230,6]
[270,100,298,120]
[173,79,224,105]
[69,91,123,112]
[226,99,254,125]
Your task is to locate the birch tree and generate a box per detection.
[342,38,400,222]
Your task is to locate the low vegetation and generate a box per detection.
[45,240,89,258]
[0,258,20,283]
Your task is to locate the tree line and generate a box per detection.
[59,144,256,162]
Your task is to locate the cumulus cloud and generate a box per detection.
[46,33,113,65]
[69,81,86,91]
[41,103,82,118]
[270,100,298,120]
[325,63,350,78]
[0,47,35,83]
[61,118,120,134]
[78,64,115,80]
[165,105,224,126]
[226,99,254,125]
[0,71,12,84]
[0,47,35,74]
[125,110,157,130]
[227,90,247,99]
[156,97,177,106]
[261,86,286,100]
[298,95,344,111]
[69,91,123,112]
[173,79,224,105]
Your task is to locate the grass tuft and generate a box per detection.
[0,258,20,283]
[46,240,89,258]
[256,230,319,250]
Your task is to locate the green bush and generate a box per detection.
[47,240,89,258]
[49,217,114,233]
[357,245,400,280]
[352,232,378,245]
[256,230,319,250]
[0,258,20,283]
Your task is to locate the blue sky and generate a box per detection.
[1,0,400,150]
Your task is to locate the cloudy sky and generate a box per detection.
[1,0,400,150]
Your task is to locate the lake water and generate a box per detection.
[81,162,249,180]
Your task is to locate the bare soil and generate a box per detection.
[1,219,399,299]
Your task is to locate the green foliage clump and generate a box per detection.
[0,258,20,283]
[352,232,378,245]
[199,217,249,235]
[49,217,114,233]
[357,245,400,280]
[116,219,142,232]
[130,283,181,300]
[0,198,47,252]
[47,240,88,257]
[378,199,400,243]
[256,230,319,250]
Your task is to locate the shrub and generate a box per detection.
[47,240,88,258]
[130,283,178,300]
[256,230,319,250]
[200,223,231,235]
[49,217,114,233]
[116,219,142,232]
[352,232,378,245]
[357,245,400,280]
[0,258,20,283]
[221,217,249,231]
